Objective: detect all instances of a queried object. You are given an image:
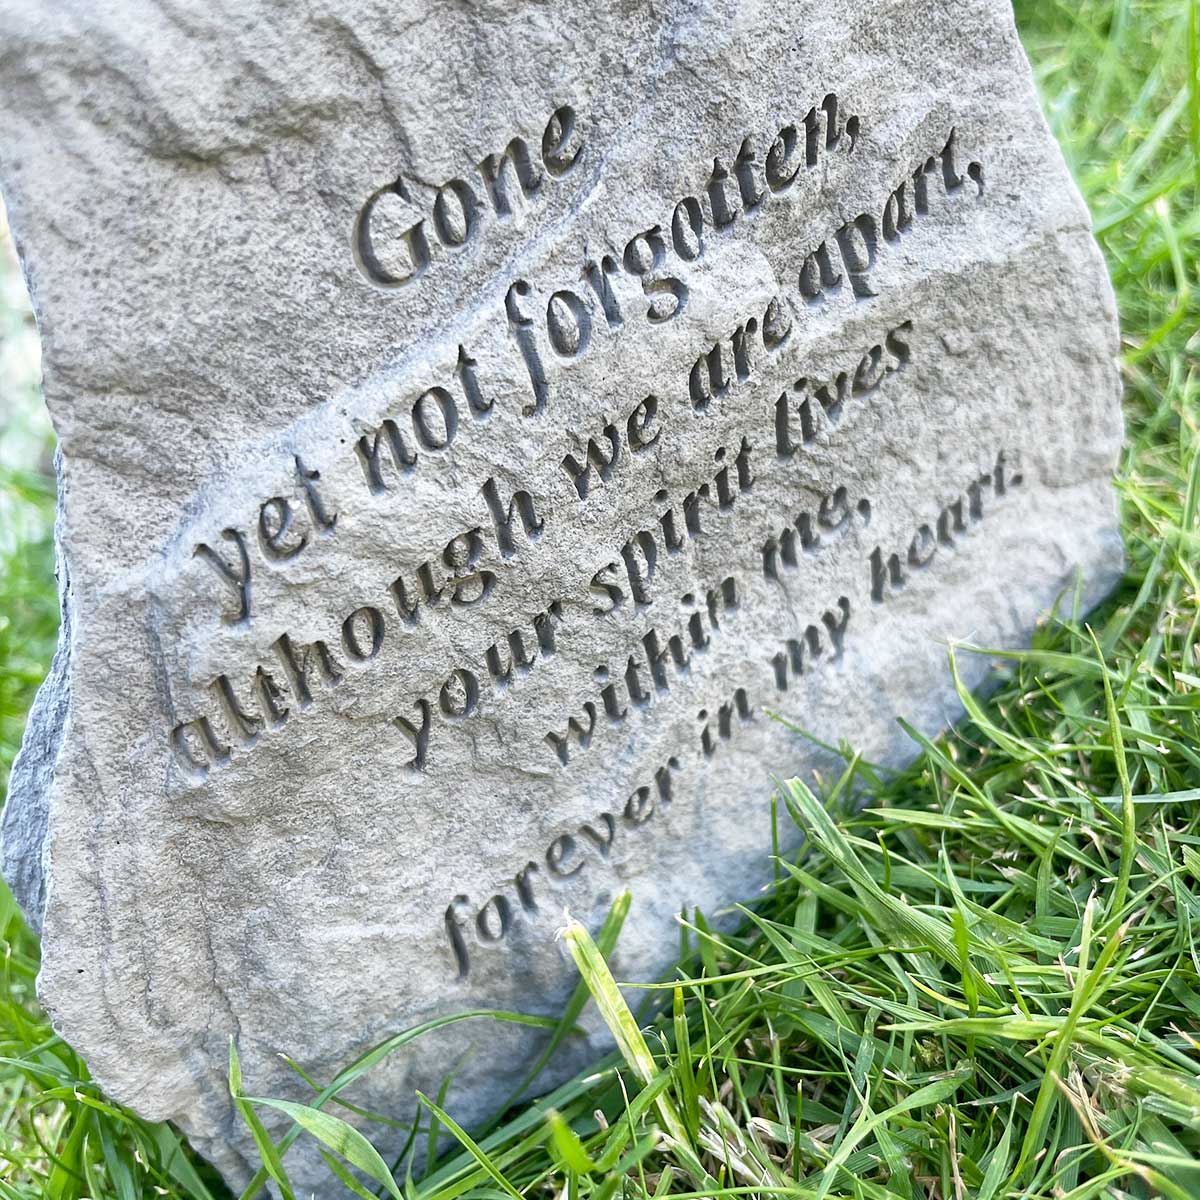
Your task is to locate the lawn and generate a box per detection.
[3,1,1200,1197]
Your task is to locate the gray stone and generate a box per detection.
[0,0,1122,1191]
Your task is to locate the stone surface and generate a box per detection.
[0,0,1122,1191]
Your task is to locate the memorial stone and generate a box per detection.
[0,0,1123,1191]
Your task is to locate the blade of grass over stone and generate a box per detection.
[671,988,700,1140]
[559,914,690,1153]
[414,1059,625,1198]
[501,891,632,1115]
[238,1096,402,1200]
[422,1071,455,1178]
[545,1108,596,1175]
[317,1149,383,1200]
[559,916,721,1191]
[228,1041,295,1200]
[237,1009,561,1200]
[414,1092,522,1200]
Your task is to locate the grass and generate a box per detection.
[3,0,1200,1195]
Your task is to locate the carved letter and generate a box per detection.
[823,597,852,658]
[671,196,704,261]
[623,225,686,323]
[432,178,479,248]
[546,288,593,359]
[412,386,459,451]
[341,606,385,663]
[353,184,431,288]
[272,633,345,707]
[445,896,472,979]
[870,546,907,602]
[546,833,584,877]
[589,562,625,615]
[561,425,620,500]
[210,673,264,747]
[766,124,801,191]
[580,814,616,858]
[294,456,337,532]
[194,528,251,625]
[545,703,597,766]
[258,497,307,562]
[481,476,544,557]
[620,530,659,607]
[479,137,542,215]
[505,280,548,417]
[355,418,417,495]
[393,698,432,770]
[439,668,480,719]
[170,716,230,777]
[627,394,660,452]
[542,105,584,177]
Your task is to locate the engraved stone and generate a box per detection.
[0,0,1122,1192]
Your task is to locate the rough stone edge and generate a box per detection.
[1,446,71,937]
[1000,0,1128,578]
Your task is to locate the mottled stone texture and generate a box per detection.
[0,0,1121,1191]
